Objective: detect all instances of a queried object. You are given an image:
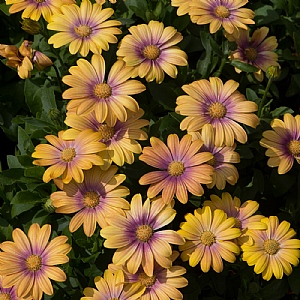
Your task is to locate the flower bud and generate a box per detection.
[266,65,281,80]
[20,19,41,35]
[32,50,53,70]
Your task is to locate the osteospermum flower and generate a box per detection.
[100,194,185,276]
[139,134,214,204]
[47,0,122,57]
[63,108,149,169]
[189,0,255,34]
[241,216,300,281]
[178,206,241,273]
[260,113,300,174]
[203,192,267,244]
[32,129,105,184]
[0,276,21,300]
[0,223,71,300]
[109,252,188,300]
[62,54,145,126]
[51,166,130,237]
[227,27,279,81]
[195,124,240,190]
[175,77,259,147]
[81,269,145,300]
[5,0,74,23]
[116,20,188,84]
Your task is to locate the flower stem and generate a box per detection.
[258,77,272,118]
[213,57,227,77]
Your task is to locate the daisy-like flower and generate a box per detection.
[47,0,122,57]
[175,77,259,147]
[81,269,145,300]
[116,20,188,84]
[100,194,185,276]
[62,54,145,126]
[109,251,188,300]
[51,165,130,237]
[63,108,149,169]
[0,276,22,300]
[0,223,71,300]
[171,0,192,16]
[32,129,105,184]
[241,216,300,281]
[203,192,267,245]
[189,0,255,34]
[139,134,214,204]
[178,206,241,273]
[227,27,279,81]
[260,113,300,174]
[5,0,74,23]
[194,124,240,190]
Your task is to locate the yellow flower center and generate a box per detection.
[200,231,216,246]
[143,45,160,60]
[168,161,185,176]
[136,225,153,242]
[0,294,11,300]
[288,140,300,156]
[61,147,76,162]
[208,102,227,119]
[74,24,93,38]
[234,218,242,229]
[26,254,42,271]
[138,272,156,287]
[35,0,45,3]
[94,83,112,99]
[206,156,216,166]
[83,191,100,208]
[98,124,115,141]
[263,239,280,255]
[214,5,230,18]
[244,47,258,61]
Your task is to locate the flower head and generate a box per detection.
[81,269,145,300]
[32,129,105,184]
[100,194,185,276]
[260,113,300,174]
[139,134,214,204]
[0,224,71,300]
[109,251,188,300]
[195,124,240,190]
[63,108,149,169]
[0,276,23,300]
[178,206,241,273]
[175,77,259,147]
[5,0,74,23]
[228,27,279,81]
[51,166,130,237]
[117,20,188,84]
[62,54,145,126]
[241,216,300,281]
[48,0,122,57]
[189,0,255,34]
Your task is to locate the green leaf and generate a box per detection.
[11,190,42,204]
[259,279,289,299]
[0,168,24,185]
[17,126,34,155]
[24,166,45,179]
[11,203,36,218]
[254,5,280,25]
[230,60,259,73]
[271,106,294,118]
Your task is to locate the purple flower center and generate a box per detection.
[200,231,215,246]
[263,239,279,255]
[208,102,227,119]
[74,25,93,38]
[168,161,185,176]
[135,224,153,242]
[26,254,42,271]
[61,148,76,162]
[214,5,230,18]
[142,45,160,60]
[83,191,100,208]
[94,83,112,99]
[288,140,300,156]
[244,47,258,61]
[138,272,156,287]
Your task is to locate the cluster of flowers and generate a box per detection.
[0,0,300,299]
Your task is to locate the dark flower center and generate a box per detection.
[75,24,93,37]
[214,5,230,18]
[98,124,115,141]
[136,224,153,242]
[206,155,216,167]
[288,140,300,156]
[138,272,156,287]
[61,148,76,162]
[143,45,160,60]
[94,83,112,99]
[263,239,279,255]
[83,191,100,208]
[208,102,227,119]
[0,294,11,300]
[244,47,258,61]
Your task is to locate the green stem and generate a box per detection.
[213,57,227,77]
[258,77,272,118]
[53,64,64,94]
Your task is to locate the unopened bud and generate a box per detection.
[43,198,56,213]
[20,19,41,35]
[32,50,53,70]
[266,65,281,80]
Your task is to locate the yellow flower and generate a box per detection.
[48,0,122,57]
[260,113,300,174]
[117,20,188,84]
[179,206,241,273]
[32,129,105,184]
[171,0,192,16]
[0,224,71,300]
[241,216,300,281]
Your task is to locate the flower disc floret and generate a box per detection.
[26,254,42,271]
